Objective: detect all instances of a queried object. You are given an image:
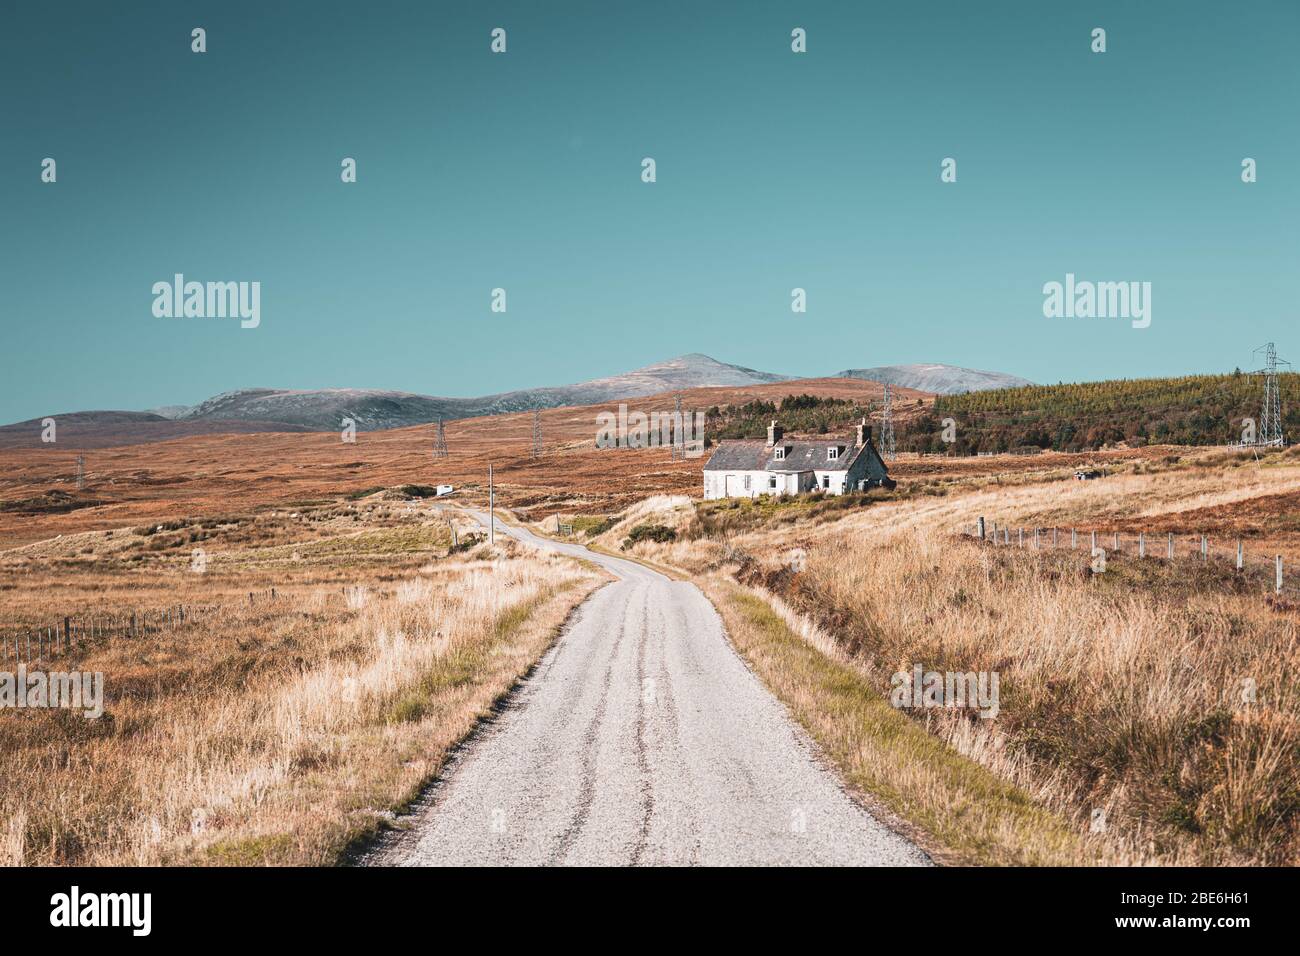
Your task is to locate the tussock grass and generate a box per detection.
[0,541,600,866]
[794,528,1299,864]
[705,580,1092,865]
[633,464,1300,865]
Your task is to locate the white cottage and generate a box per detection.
[702,419,894,500]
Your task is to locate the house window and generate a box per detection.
[774,447,786,460]
[822,475,830,489]
[827,447,839,461]
[768,477,777,490]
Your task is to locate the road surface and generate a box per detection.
[365,509,929,866]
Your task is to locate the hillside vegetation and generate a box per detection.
[707,395,872,440]
[905,371,1300,454]
[702,373,1300,457]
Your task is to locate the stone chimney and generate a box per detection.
[855,417,871,447]
[766,419,783,447]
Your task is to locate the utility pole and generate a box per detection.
[531,409,543,459]
[1252,343,1290,446]
[881,384,897,461]
[75,454,84,491]
[488,462,494,547]
[432,419,448,458]
[671,393,683,460]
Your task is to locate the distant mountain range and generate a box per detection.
[152,354,796,431]
[835,363,1034,395]
[0,354,1028,447]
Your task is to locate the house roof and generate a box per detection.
[703,438,866,473]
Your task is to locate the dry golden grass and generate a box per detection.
[701,579,1095,866]
[6,389,1299,867]
[0,499,602,866]
[624,462,1300,865]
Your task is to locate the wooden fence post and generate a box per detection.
[1277,556,1284,595]
[1053,527,1058,547]
[1071,528,1077,549]
[1113,532,1119,552]
[1090,531,1097,552]
[1167,534,1174,560]
[1237,540,1244,571]
[1139,532,1145,558]
[1201,535,1208,561]
[977,517,986,541]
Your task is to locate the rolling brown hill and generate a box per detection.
[0,378,931,548]
[0,411,316,450]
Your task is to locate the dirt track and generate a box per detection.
[364,510,929,867]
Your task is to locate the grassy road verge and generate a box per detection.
[701,577,1096,866]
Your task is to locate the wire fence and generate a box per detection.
[1,588,285,667]
[965,517,1298,602]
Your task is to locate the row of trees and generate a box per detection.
[706,395,869,440]
[909,371,1300,453]
[700,373,1300,454]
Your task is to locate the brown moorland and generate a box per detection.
[0,378,930,549]
[5,372,1300,867]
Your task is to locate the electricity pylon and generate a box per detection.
[881,384,897,461]
[1252,343,1290,446]
[432,419,448,458]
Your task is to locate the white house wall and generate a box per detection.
[706,470,770,499]
[706,468,842,499]
[813,470,848,494]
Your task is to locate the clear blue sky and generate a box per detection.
[2,1,1296,424]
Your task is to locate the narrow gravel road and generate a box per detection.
[365,509,929,867]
